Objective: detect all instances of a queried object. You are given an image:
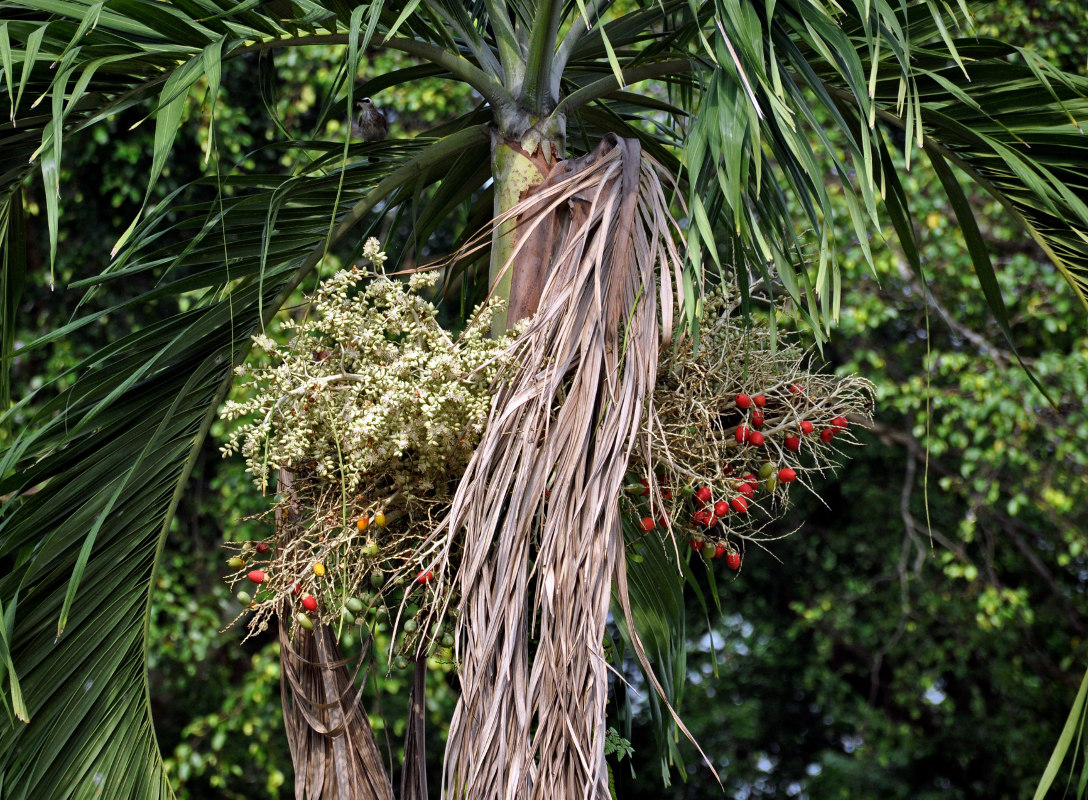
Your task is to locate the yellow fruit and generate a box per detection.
[313,562,326,577]
[227,556,245,569]
[374,510,386,527]
[356,516,369,532]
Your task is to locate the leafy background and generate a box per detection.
[4,1,1087,798]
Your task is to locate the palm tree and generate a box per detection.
[2,1,1087,798]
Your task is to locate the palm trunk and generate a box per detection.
[488,127,564,333]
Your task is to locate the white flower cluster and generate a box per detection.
[220,250,513,494]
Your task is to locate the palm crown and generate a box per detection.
[1,1,1087,798]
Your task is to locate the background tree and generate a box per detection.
[1,1,1087,798]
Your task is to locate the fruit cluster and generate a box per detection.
[626,288,874,569]
[225,508,456,666]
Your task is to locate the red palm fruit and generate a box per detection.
[247,570,266,584]
[714,543,727,559]
[693,509,718,529]
[690,536,705,552]
[738,482,756,498]
[291,582,302,595]
[784,435,801,452]
[821,428,836,442]
[753,394,766,407]
[301,594,318,612]
[731,496,748,513]
[695,486,713,503]
[743,473,758,483]
[726,551,741,570]
[748,430,765,446]
[714,500,730,517]
[778,467,797,483]
[256,541,270,554]
[735,425,749,444]
[735,393,752,409]
[831,415,849,430]
[800,420,815,434]
[751,409,765,428]
[789,383,803,394]
[417,570,435,584]
[723,464,734,476]
[638,516,656,532]
[639,478,651,496]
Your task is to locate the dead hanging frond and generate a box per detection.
[274,470,393,800]
[279,621,393,800]
[400,654,430,800]
[423,134,697,800]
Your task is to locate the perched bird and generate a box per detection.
[352,97,388,142]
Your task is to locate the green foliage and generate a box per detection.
[974,1,1088,75]
[151,554,289,799]
[604,726,635,761]
[611,119,1088,800]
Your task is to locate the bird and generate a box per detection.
[352,97,388,142]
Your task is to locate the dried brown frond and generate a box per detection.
[400,653,429,800]
[279,621,393,800]
[422,134,700,800]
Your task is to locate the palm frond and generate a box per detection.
[679,0,1088,338]
[0,189,24,410]
[0,95,489,796]
[613,517,692,785]
[421,134,697,799]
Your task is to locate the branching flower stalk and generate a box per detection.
[219,239,517,643]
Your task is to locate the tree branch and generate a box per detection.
[870,419,1087,636]
[421,0,503,79]
[481,0,526,94]
[523,0,564,112]
[550,58,694,120]
[552,0,612,92]
[892,254,1026,370]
